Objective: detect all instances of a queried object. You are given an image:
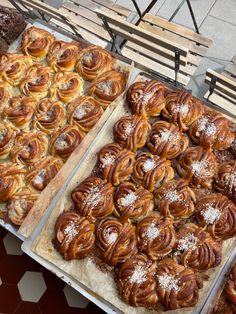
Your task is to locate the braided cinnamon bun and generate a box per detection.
[116,254,158,307]
[96,217,137,266]
[154,179,195,220]
[0,53,32,85]
[75,45,115,81]
[0,162,25,202]
[2,95,36,129]
[0,123,17,159]
[34,98,65,134]
[21,26,55,61]
[189,110,234,150]
[27,156,63,191]
[230,136,236,158]
[214,160,236,202]
[225,263,236,312]
[177,146,217,188]
[195,193,236,240]
[54,211,95,260]
[11,131,48,165]
[136,213,175,260]
[49,124,84,160]
[156,258,199,310]
[147,121,188,159]
[163,90,204,131]
[113,115,150,152]
[89,70,126,108]
[7,187,38,226]
[47,40,79,72]
[114,182,153,222]
[131,153,174,192]
[67,96,103,132]
[126,80,165,118]
[71,176,114,221]
[0,81,12,109]
[175,223,222,272]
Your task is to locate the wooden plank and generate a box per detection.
[143,13,212,47]
[225,63,236,77]
[92,0,131,17]
[205,91,236,116]
[205,76,236,100]
[205,69,236,91]
[222,71,236,83]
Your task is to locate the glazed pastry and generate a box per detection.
[75,45,115,81]
[225,263,236,312]
[67,96,103,132]
[126,80,165,117]
[176,223,222,272]
[54,211,95,260]
[49,124,84,160]
[136,213,175,260]
[0,123,17,159]
[2,95,36,129]
[26,156,63,191]
[0,81,12,109]
[34,98,65,134]
[189,110,234,150]
[113,115,150,152]
[0,53,32,85]
[0,162,25,202]
[195,193,236,240]
[131,153,174,192]
[97,143,134,186]
[177,146,217,188]
[96,217,137,266]
[50,71,84,103]
[89,70,126,108]
[147,121,188,159]
[19,63,53,100]
[47,40,79,72]
[154,179,195,221]
[21,26,55,61]
[230,137,236,158]
[116,254,158,307]
[7,187,38,226]
[11,131,48,165]
[114,182,153,222]
[156,258,199,310]
[214,160,236,202]
[71,176,114,221]
[163,90,204,131]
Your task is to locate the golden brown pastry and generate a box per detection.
[126,80,165,118]
[71,176,114,221]
[136,213,175,260]
[189,110,234,150]
[113,115,150,152]
[114,182,153,222]
[154,179,196,220]
[230,137,236,158]
[156,258,199,310]
[225,263,236,312]
[7,187,38,226]
[50,71,84,103]
[0,123,17,159]
[19,63,53,100]
[26,156,63,191]
[67,96,103,132]
[75,45,115,81]
[0,53,32,85]
[34,98,65,134]
[0,81,12,109]
[2,95,36,129]
[96,217,137,266]
[175,223,222,272]
[163,90,204,131]
[89,70,126,108]
[131,153,174,192]
[116,254,158,307]
[47,40,79,72]
[147,120,188,159]
[54,210,95,260]
[97,143,134,186]
[49,124,84,160]
[11,131,48,165]
[195,193,236,240]
[214,160,236,202]
[21,26,55,61]
[177,146,217,188]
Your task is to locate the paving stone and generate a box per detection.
[3,232,23,256]
[64,285,90,308]
[209,0,236,26]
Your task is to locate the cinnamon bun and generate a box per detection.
[225,263,236,312]
[0,81,12,109]
[0,123,17,159]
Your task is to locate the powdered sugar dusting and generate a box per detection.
[143,158,156,172]
[205,123,216,136]
[33,169,46,185]
[0,129,7,141]
[100,152,116,168]
[201,205,221,224]
[98,80,112,95]
[64,222,78,240]
[191,160,209,177]
[158,274,180,291]
[82,52,93,64]
[73,104,88,120]
[104,230,118,245]
[139,92,152,103]
[173,103,189,116]
[177,233,198,252]
[119,191,137,207]
[225,172,236,192]
[145,222,159,240]
[123,122,134,137]
[55,136,68,149]
[129,264,148,284]
[198,117,208,131]
[84,186,101,208]
[165,190,180,202]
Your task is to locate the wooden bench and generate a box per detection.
[222,55,236,82]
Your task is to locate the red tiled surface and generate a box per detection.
[0,227,105,314]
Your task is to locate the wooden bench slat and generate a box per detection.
[205,76,236,100]
[222,71,236,82]
[225,63,236,77]
[93,0,131,17]
[205,91,236,116]
[205,69,236,92]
